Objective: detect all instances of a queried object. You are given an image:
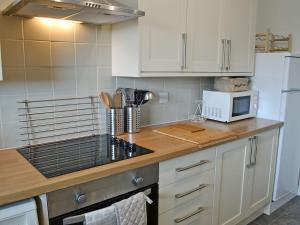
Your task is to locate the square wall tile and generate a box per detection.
[26,67,53,94]
[0,67,26,95]
[75,24,97,43]
[1,40,24,67]
[98,68,116,90]
[51,42,75,67]
[76,44,98,66]
[116,77,135,88]
[24,41,51,67]
[0,15,23,40]
[23,18,51,41]
[2,122,23,148]
[0,95,26,124]
[98,45,111,68]
[52,67,76,96]
[76,67,97,96]
[97,25,112,45]
[50,22,75,42]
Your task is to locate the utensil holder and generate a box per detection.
[125,106,141,133]
[106,108,124,136]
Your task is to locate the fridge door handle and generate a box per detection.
[281,88,300,93]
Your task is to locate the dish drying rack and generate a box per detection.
[18,96,104,146]
[256,29,292,52]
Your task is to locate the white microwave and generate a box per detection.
[202,90,258,123]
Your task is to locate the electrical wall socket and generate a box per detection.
[158,92,169,104]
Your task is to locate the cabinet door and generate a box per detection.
[185,0,224,72]
[139,0,187,72]
[245,129,279,216]
[213,139,249,225]
[223,0,257,73]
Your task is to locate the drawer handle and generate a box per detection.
[176,160,210,172]
[174,207,206,223]
[175,184,207,199]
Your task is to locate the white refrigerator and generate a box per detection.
[252,52,300,211]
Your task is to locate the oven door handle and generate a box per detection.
[62,188,152,225]
[63,215,86,225]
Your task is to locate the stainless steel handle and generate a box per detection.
[253,136,258,166]
[174,207,206,223]
[221,39,226,71]
[181,33,187,70]
[176,160,210,172]
[63,215,85,225]
[227,40,231,71]
[281,88,300,93]
[175,184,207,199]
[247,136,258,168]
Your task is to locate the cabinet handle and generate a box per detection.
[176,160,210,172]
[175,184,207,199]
[181,33,187,70]
[221,39,226,71]
[227,40,231,71]
[253,136,258,166]
[247,136,258,168]
[174,207,206,223]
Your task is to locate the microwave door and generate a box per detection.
[232,96,251,117]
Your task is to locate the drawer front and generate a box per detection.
[159,148,216,187]
[159,198,212,225]
[159,170,214,214]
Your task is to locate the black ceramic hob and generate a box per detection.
[17,134,153,178]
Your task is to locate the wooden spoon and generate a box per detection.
[113,92,122,108]
[98,92,111,109]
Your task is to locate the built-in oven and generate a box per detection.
[36,164,158,225]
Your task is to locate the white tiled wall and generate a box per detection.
[0,15,213,149]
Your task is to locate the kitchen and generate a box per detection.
[0,0,299,225]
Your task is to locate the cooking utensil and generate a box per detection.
[134,90,154,105]
[113,92,122,108]
[99,92,111,109]
[143,91,154,101]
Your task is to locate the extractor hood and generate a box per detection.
[0,0,145,24]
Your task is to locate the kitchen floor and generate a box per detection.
[248,197,300,225]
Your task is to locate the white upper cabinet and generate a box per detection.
[139,0,187,72]
[185,0,224,72]
[222,0,257,73]
[112,0,257,77]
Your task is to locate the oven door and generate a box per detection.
[49,184,158,225]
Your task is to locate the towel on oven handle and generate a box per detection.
[113,192,152,225]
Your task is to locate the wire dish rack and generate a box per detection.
[18,96,105,146]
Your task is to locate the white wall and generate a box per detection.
[257,0,300,52]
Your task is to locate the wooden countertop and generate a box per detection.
[0,118,283,206]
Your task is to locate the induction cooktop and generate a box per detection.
[17,134,153,178]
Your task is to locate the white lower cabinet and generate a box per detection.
[158,129,279,225]
[213,129,279,225]
[159,148,216,225]
[212,139,249,225]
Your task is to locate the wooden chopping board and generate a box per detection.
[153,122,236,146]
